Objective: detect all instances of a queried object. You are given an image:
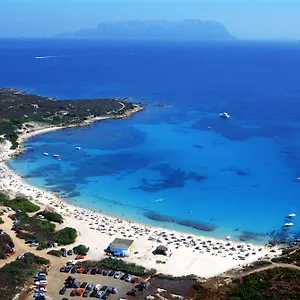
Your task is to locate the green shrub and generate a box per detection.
[36,242,48,251]
[0,195,40,212]
[47,249,62,257]
[38,210,63,224]
[73,244,89,254]
[54,227,77,245]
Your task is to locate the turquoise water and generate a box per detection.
[2,39,300,243]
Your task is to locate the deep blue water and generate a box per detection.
[1,38,300,242]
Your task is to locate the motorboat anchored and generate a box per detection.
[284,222,294,227]
[43,152,49,156]
[75,146,81,150]
[288,213,296,218]
[219,112,230,119]
[53,154,60,158]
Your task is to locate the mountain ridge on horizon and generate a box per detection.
[56,19,235,40]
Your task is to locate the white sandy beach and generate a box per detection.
[0,117,282,278]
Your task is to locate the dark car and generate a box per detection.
[106,286,113,294]
[120,273,126,280]
[62,298,69,300]
[96,267,103,274]
[90,290,97,297]
[86,283,94,291]
[83,268,89,274]
[74,281,81,288]
[102,269,109,276]
[71,267,78,274]
[135,281,147,291]
[91,268,97,275]
[67,249,73,256]
[65,266,72,272]
[127,289,137,296]
[80,282,87,288]
[100,286,107,292]
[83,290,90,297]
[101,292,110,300]
[60,267,66,272]
[59,287,67,295]
[70,289,77,297]
[108,270,115,277]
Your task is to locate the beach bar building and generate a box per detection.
[108,238,134,257]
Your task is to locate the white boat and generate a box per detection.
[288,213,296,218]
[43,152,49,156]
[284,222,294,227]
[53,154,59,158]
[219,112,230,119]
[154,198,164,203]
[75,146,81,150]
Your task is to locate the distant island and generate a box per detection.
[56,19,235,40]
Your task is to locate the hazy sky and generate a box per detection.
[1,0,300,39]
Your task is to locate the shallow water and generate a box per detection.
[2,38,300,242]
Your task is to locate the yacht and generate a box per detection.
[288,213,296,218]
[53,154,60,158]
[43,152,49,156]
[219,112,230,119]
[284,222,294,227]
[75,146,81,150]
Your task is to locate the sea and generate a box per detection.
[1,38,300,243]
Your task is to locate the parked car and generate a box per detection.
[113,271,122,279]
[67,249,73,256]
[90,290,97,297]
[76,289,85,296]
[80,282,87,288]
[83,268,89,274]
[100,286,107,291]
[96,291,104,298]
[70,290,77,297]
[108,270,115,277]
[101,292,110,300]
[102,269,109,276]
[127,289,137,296]
[91,268,97,275]
[86,283,94,290]
[94,284,101,291]
[77,267,85,274]
[65,266,72,272]
[125,274,133,282]
[59,287,67,295]
[30,242,39,247]
[74,281,81,288]
[96,267,103,274]
[83,289,90,297]
[33,293,45,298]
[106,286,113,293]
[135,281,147,290]
[71,267,78,274]
[60,267,66,272]
[112,287,119,294]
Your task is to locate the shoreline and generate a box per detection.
[0,105,282,278]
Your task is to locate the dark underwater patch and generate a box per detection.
[144,211,217,232]
[192,144,204,149]
[132,163,206,192]
[238,231,267,242]
[220,167,250,176]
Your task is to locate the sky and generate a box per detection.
[0,0,300,39]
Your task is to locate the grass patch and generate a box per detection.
[0,253,50,300]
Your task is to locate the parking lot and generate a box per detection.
[37,261,147,300]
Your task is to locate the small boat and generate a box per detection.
[53,154,59,158]
[154,198,164,203]
[284,222,294,227]
[75,146,81,150]
[226,235,231,241]
[43,152,49,156]
[288,213,296,218]
[219,112,230,119]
